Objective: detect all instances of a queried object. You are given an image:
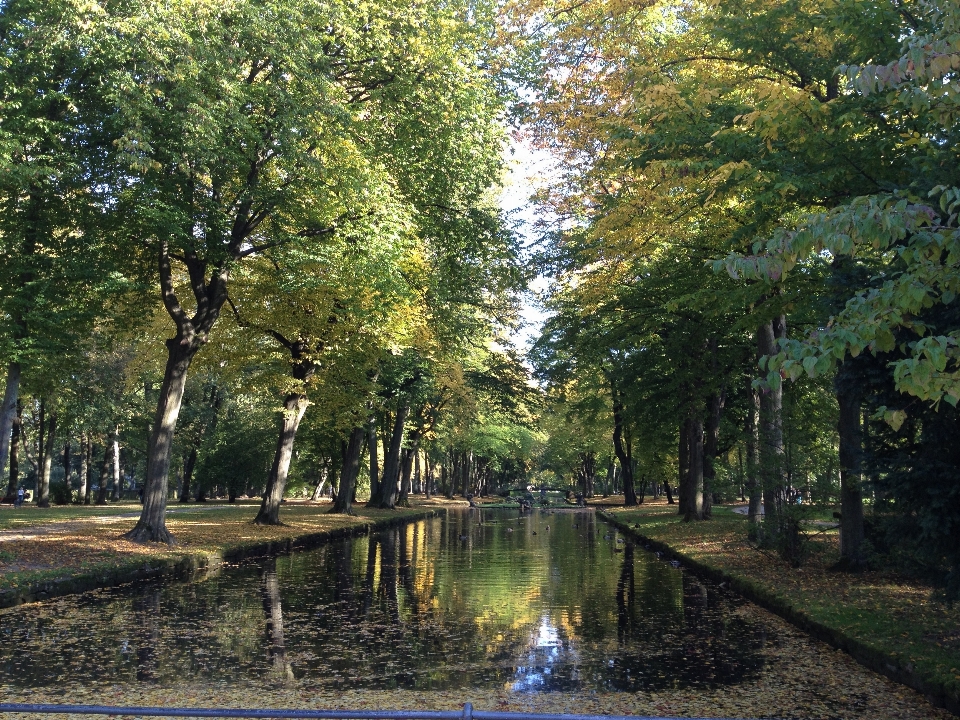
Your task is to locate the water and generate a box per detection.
[0,509,769,693]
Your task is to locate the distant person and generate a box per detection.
[15,486,24,508]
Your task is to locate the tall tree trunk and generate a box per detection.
[124,340,198,544]
[585,452,595,497]
[746,385,762,523]
[376,403,409,509]
[703,389,724,519]
[611,391,637,506]
[397,446,414,507]
[62,441,72,493]
[77,433,88,505]
[413,451,421,494]
[96,443,111,505]
[836,363,866,569]
[36,399,45,504]
[329,466,340,500]
[460,450,471,497]
[684,410,704,521]
[397,429,423,506]
[37,406,57,508]
[579,452,596,499]
[0,362,21,487]
[757,318,787,536]
[443,451,452,499]
[423,453,432,499]
[180,447,198,503]
[367,412,380,504]
[3,399,22,503]
[311,461,330,501]
[677,415,690,515]
[178,384,222,503]
[84,441,94,505]
[255,392,310,525]
[111,427,121,500]
[332,426,365,514]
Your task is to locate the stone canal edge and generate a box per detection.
[0,509,439,611]
[599,509,960,717]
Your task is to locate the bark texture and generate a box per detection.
[179,447,198,503]
[37,407,56,508]
[375,403,409,508]
[96,444,111,505]
[254,392,309,525]
[684,411,704,521]
[367,413,380,503]
[78,433,88,504]
[746,385,762,522]
[612,391,638,506]
[757,318,787,535]
[0,362,21,490]
[124,341,196,543]
[677,416,690,515]
[703,389,724,519]
[2,399,22,503]
[331,426,365,513]
[110,429,121,500]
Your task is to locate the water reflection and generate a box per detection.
[135,589,161,682]
[261,558,294,683]
[0,509,768,692]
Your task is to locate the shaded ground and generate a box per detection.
[0,498,461,591]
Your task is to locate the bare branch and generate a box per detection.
[226,295,292,349]
[158,240,190,330]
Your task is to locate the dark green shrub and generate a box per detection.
[50,481,73,506]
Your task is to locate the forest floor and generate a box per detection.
[0,497,459,605]
[598,498,960,717]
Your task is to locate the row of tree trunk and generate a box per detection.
[1,400,125,508]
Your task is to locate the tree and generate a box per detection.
[0,0,125,490]
[105,0,508,543]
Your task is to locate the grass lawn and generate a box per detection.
[0,501,146,530]
[0,497,458,599]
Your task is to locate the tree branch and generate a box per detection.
[227,295,294,349]
[158,239,190,331]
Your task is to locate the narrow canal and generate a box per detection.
[0,509,951,719]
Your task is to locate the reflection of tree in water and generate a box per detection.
[305,523,516,690]
[398,522,419,615]
[598,550,767,692]
[616,542,636,645]
[133,589,162,682]
[261,558,294,684]
[0,511,772,693]
[377,529,401,624]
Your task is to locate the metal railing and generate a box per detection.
[0,701,751,720]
